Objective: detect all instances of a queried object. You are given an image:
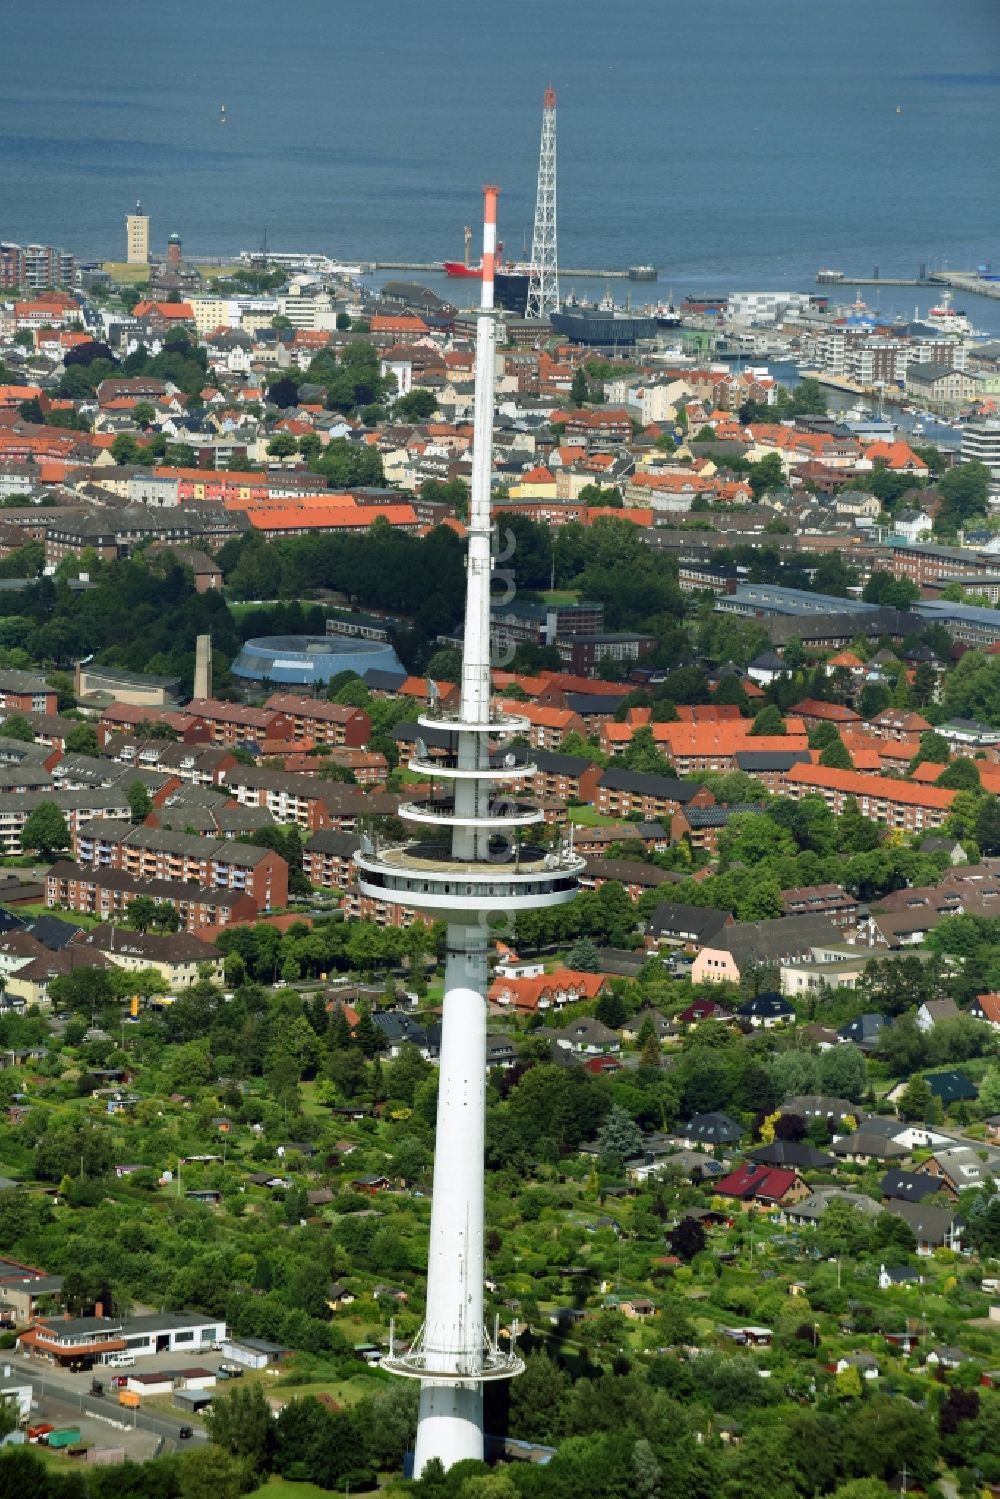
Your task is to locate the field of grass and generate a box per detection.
[264,1481,334,1498]
[568,805,618,827]
[540,589,579,605]
[198,263,247,281]
[15,904,101,927]
[101,262,152,284]
[226,597,322,618]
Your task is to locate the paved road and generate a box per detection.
[7,1356,207,1450]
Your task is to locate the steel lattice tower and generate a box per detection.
[360,185,582,1476]
[526,87,559,319]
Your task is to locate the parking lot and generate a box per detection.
[8,1349,221,1453]
[25,1385,161,1461]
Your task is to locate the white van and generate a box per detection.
[104,1353,135,1368]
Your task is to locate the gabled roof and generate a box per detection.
[749,1141,836,1169]
[646,901,732,943]
[884,1199,963,1244]
[715,1163,800,1201]
[598,767,706,802]
[925,1070,978,1102]
[683,1111,742,1142]
[972,992,1000,1024]
[705,913,842,966]
[737,990,795,1018]
[879,1169,940,1203]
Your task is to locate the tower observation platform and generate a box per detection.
[355,185,582,1477]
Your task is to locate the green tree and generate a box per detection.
[21,800,69,857]
[937,757,981,791]
[395,388,437,420]
[819,735,853,770]
[111,432,148,466]
[597,1104,643,1167]
[621,725,674,775]
[205,1378,273,1468]
[748,451,786,499]
[127,781,153,823]
[0,715,34,742]
[133,401,156,429]
[976,795,1000,855]
[937,461,990,531]
[568,935,600,971]
[896,1074,932,1121]
[179,1446,254,1499]
[595,988,627,1029]
[750,704,785,737]
[911,730,951,769]
[632,1439,662,1499]
[570,368,589,407]
[507,1352,570,1443]
[64,723,99,756]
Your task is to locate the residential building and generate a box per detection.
[646,901,733,950]
[714,1163,809,1207]
[45,862,259,933]
[185,698,294,748]
[691,914,842,985]
[262,693,370,748]
[72,826,288,911]
[782,763,955,833]
[0,671,57,715]
[302,828,359,889]
[969,992,1000,1032]
[0,787,134,857]
[780,883,861,933]
[905,362,977,407]
[488,968,610,1014]
[596,768,714,821]
[69,926,224,988]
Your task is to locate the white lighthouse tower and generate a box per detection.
[356,185,582,1475]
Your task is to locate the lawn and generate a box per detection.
[540,589,579,605]
[100,261,151,284]
[568,806,618,827]
[14,904,102,928]
[264,1481,333,1498]
[227,598,321,618]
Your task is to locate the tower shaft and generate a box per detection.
[361,185,582,1479]
[412,932,487,1472]
[526,87,559,320]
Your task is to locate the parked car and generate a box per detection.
[178,1426,193,1440]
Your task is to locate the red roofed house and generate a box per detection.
[263,693,370,748]
[714,1163,809,1207]
[677,998,733,1025]
[782,763,956,832]
[563,409,633,445]
[857,441,929,476]
[791,699,862,731]
[969,993,1000,1033]
[488,968,610,1014]
[184,698,294,748]
[133,301,195,328]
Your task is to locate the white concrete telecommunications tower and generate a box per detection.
[356,186,581,1475]
[526,87,559,320]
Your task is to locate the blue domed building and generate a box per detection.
[232,634,405,687]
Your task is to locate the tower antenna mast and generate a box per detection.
[526,87,559,319]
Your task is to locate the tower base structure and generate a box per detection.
[414,1381,484,1475]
